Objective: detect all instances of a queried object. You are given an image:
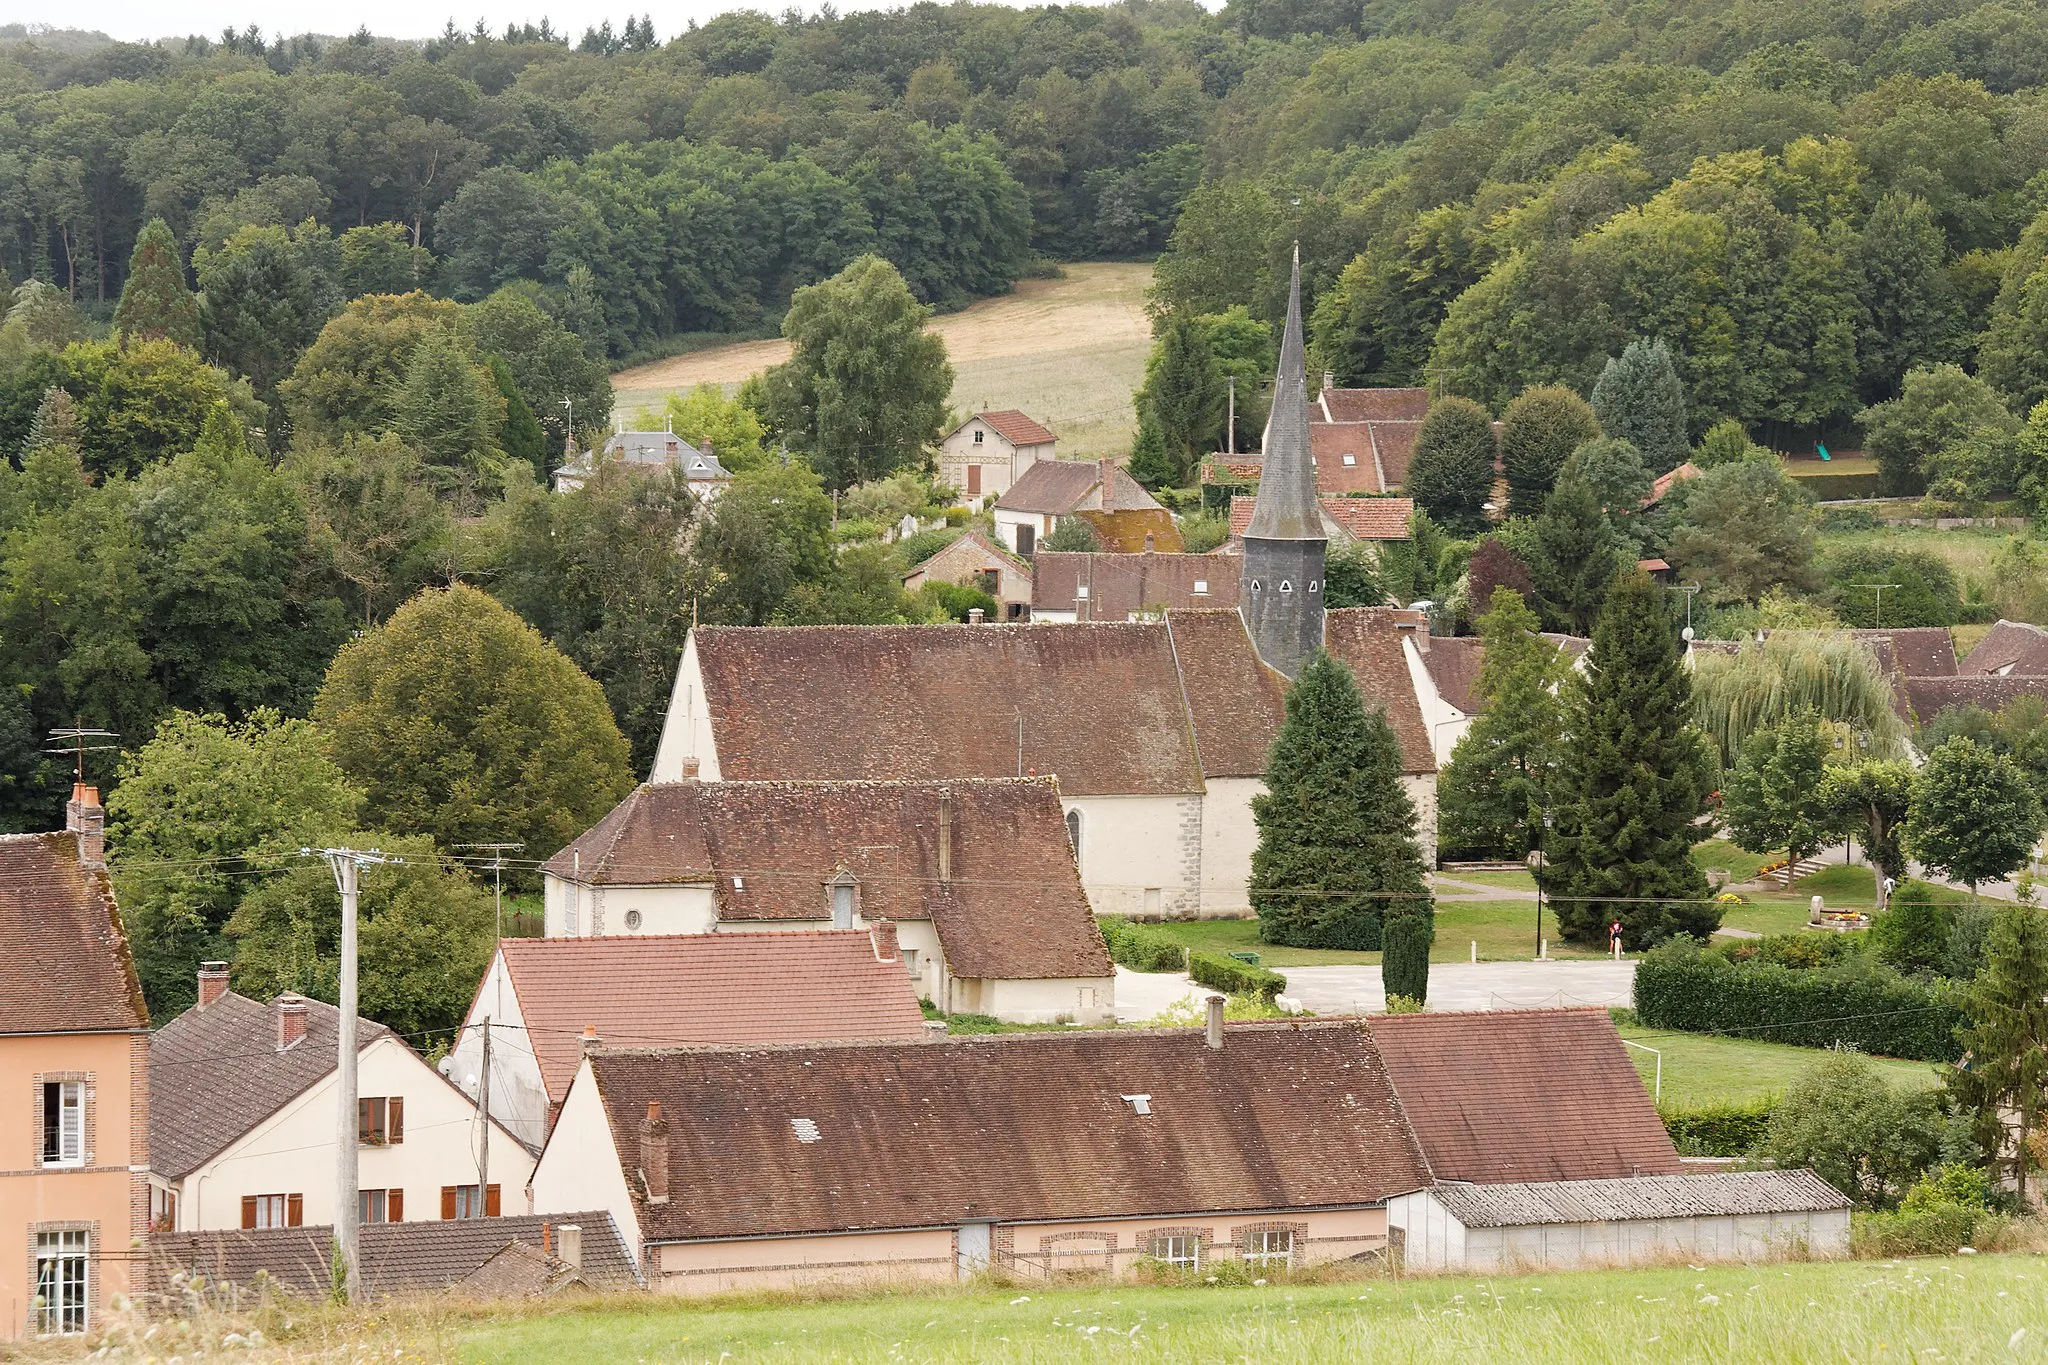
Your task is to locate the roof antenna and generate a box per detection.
[45,723,119,784]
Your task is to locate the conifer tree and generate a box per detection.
[488,355,547,477]
[392,325,503,506]
[1949,903,2048,1202]
[1527,471,1621,634]
[1501,384,1601,517]
[113,218,201,350]
[1252,651,1431,949]
[1146,313,1223,486]
[1439,588,1566,859]
[1404,395,1495,533]
[1590,338,1688,473]
[1381,913,1431,1005]
[23,385,81,458]
[1542,570,1716,947]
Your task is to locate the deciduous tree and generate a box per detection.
[1721,709,1837,874]
[1500,385,1600,517]
[1906,736,2043,894]
[1404,395,1495,533]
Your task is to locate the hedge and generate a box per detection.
[1189,950,1285,1001]
[1661,1100,1776,1157]
[1099,919,1186,973]
[1382,915,1431,1004]
[1851,1207,2014,1257]
[1790,471,1885,500]
[1633,946,1965,1061]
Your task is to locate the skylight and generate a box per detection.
[791,1117,823,1143]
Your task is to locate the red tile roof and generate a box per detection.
[1321,609,1438,774]
[1208,424,1421,497]
[493,932,929,1105]
[1166,609,1289,777]
[1418,636,1487,716]
[1904,674,2048,726]
[1228,495,1413,541]
[974,410,1056,448]
[1318,387,1432,423]
[0,832,146,1035]
[583,1022,1431,1243]
[1367,1009,1683,1183]
[1854,627,1956,680]
[541,779,1111,981]
[1962,620,2048,676]
[1031,551,1239,617]
[995,459,1102,514]
[1641,461,1702,509]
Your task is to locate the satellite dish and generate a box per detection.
[436,1056,453,1076]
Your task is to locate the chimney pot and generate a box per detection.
[680,757,701,779]
[557,1223,583,1272]
[581,1024,602,1055]
[541,1221,550,1256]
[197,962,230,1009]
[277,996,309,1051]
[1205,994,1225,1050]
[869,917,899,961]
[66,783,104,868]
[640,1102,671,1204]
[967,608,985,625]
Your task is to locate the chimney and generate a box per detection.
[1323,369,1334,394]
[581,1024,603,1056]
[1205,994,1225,1050]
[937,788,953,887]
[1144,532,1155,552]
[967,607,984,625]
[680,757,701,779]
[197,961,230,1009]
[869,917,899,962]
[639,1102,670,1204]
[277,996,309,1051]
[1397,618,1428,654]
[556,1223,583,1273]
[540,1221,551,1256]
[66,784,104,868]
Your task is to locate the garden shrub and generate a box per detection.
[1099,919,1186,973]
[1763,1053,1947,1208]
[1662,1100,1778,1156]
[1188,950,1284,1001]
[1381,915,1431,1004]
[1851,1206,2012,1257]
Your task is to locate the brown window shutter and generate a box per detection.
[359,1097,371,1142]
[440,1186,457,1220]
[388,1096,404,1144]
[485,1184,501,1217]
[287,1194,303,1227]
[240,1196,257,1230]
[388,1188,403,1223]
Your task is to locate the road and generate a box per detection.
[1114,960,1637,1023]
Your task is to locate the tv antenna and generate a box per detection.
[44,725,119,783]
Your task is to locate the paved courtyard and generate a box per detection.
[1114,960,1637,1023]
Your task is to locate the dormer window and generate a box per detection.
[828,870,859,929]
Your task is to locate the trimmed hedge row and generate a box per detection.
[1634,947,1965,1061]
[1189,950,1285,1001]
[1661,1101,1776,1157]
[1790,471,1885,499]
[1099,919,1186,973]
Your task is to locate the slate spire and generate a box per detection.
[1238,246,1327,679]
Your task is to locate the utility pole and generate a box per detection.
[476,1015,491,1217]
[455,843,526,953]
[1226,376,1236,456]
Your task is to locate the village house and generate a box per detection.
[536,778,1116,1024]
[149,970,533,1232]
[900,529,1033,620]
[991,458,1181,556]
[1407,631,1590,764]
[554,424,732,501]
[936,410,1056,507]
[529,1012,1431,1291]
[1029,549,1239,621]
[0,788,149,1340]
[1960,619,2048,676]
[1226,493,1414,550]
[448,928,930,1150]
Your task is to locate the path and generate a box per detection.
[1114,960,1636,1022]
[1433,875,1537,902]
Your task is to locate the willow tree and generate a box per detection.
[1690,633,1909,771]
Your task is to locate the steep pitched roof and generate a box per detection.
[1229,494,1413,542]
[1904,674,2048,726]
[148,1213,637,1298]
[994,459,1102,514]
[1166,609,1289,778]
[585,1022,1431,1243]
[493,931,930,1105]
[1080,506,1183,553]
[1031,551,1239,618]
[0,831,146,1035]
[1243,253,1323,542]
[1427,1170,1850,1227]
[150,992,393,1181]
[542,779,1110,981]
[905,528,1027,577]
[1317,387,1432,423]
[689,624,1206,796]
[1847,627,1957,681]
[1367,1009,1682,1184]
[1308,424,1391,493]
[1321,609,1438,773]
[1962,620,2048,676]
[1418,637,1487,716]
[974,410,1056,447]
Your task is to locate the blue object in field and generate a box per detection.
[1816,441,1831,461]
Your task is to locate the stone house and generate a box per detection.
[992,459,1181,556]
[0,789,150,1340]
[554,426,732,502]
[937,410,1055,507]
[900,529,1034,620]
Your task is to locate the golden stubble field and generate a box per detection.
[610,261,1155,458]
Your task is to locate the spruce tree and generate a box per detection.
[1438,587,1566,859]
[488,355,547,477]
[392,326,501,497]
[1949,903,2048,1203]
[1527,471,1621,634]
[1501,384,1601,517]
[1404,395,1495,533]
[113,218,201,350]
[1590,338,1688,473]
[1542,570,1716,947]
[1253,651,1431,949]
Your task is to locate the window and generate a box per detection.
[1151,1234,1199,1270]
[1279,579,1294,594]
[241,1194,302,1229]
[624,909,643,931]
[973,428,984,444]
[358,1096,405,1145]
[41,1081,83,1167]
[1193,579,1209,595]
[360,1188,404,1224]
[1065,809,1081,859]
[1243,1229,1294,1269]
[1342,453,1357,466]
[33,1230,88,1335]
[442,1184,501,1220]
[564,886,579,936]
[150,1185,178,1233]
[902,948,920,978]
[1076,585,1089,600]
[1016,524,1035,557]
[829,872,858,929]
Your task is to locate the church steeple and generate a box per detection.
[1238,247,1326,678]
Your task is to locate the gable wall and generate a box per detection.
[451,953,549,1151]
[530,1061,644,1265]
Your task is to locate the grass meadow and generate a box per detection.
[1614,1023,1937,1108]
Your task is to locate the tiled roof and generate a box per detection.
[0,831,146,1034]
[1419,637,1486,716]
[1080,506,1184,553]
[905,528,1028,577]
[542,779,1110,981]
[1318,387,1432,423]
[586,1022,1431,1243]
[150,992,393,1181]
[1641,461,1702,509]
[1308,424,1389,493]
[1426,1170,1851,1227]
[975,410,1056,447]
[1321,609,1439,774]
[148,1212,637,1298]
[1031,551,1239,618]
[1904,674,2048,726]
[1368,1009,1682,1184]
[995,459,1165,516]
[1854,627,1956,680]
[1229,495,1412,541]
[1166,609,1290,777]
[1637,557,1671,572]
[689,623,1207,796]
[493,932,930,1104]
[1962,620,2048,676]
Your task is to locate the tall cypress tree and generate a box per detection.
[1949,904,2048,1203]
[1252,651,1432,949]
[1438,587,1566,859]
[1590,338,1688,473]
[113,218,201,351]
[488,354,547,477]
[1542,570,1716,947]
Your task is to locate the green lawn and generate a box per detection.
[1617,1024,1938,1109]
[1438,869,1537,891]
[1817,523,2011,593]
[450,1256,2048,1364]
[1692,838,1775,885]
[1134,901,1596,966]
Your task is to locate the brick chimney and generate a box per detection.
[66,784,104,868]
[277,996,309,1051]
[639,1102,670,1204]
[869,918,898,962]
[581,1024,603,1056]
[1205,994,1225,1050]
[557,1223,583,1272]
[197,961,230,1009]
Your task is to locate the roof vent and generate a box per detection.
[791,1117,823,1143]
[1120,1094,1153,1115]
